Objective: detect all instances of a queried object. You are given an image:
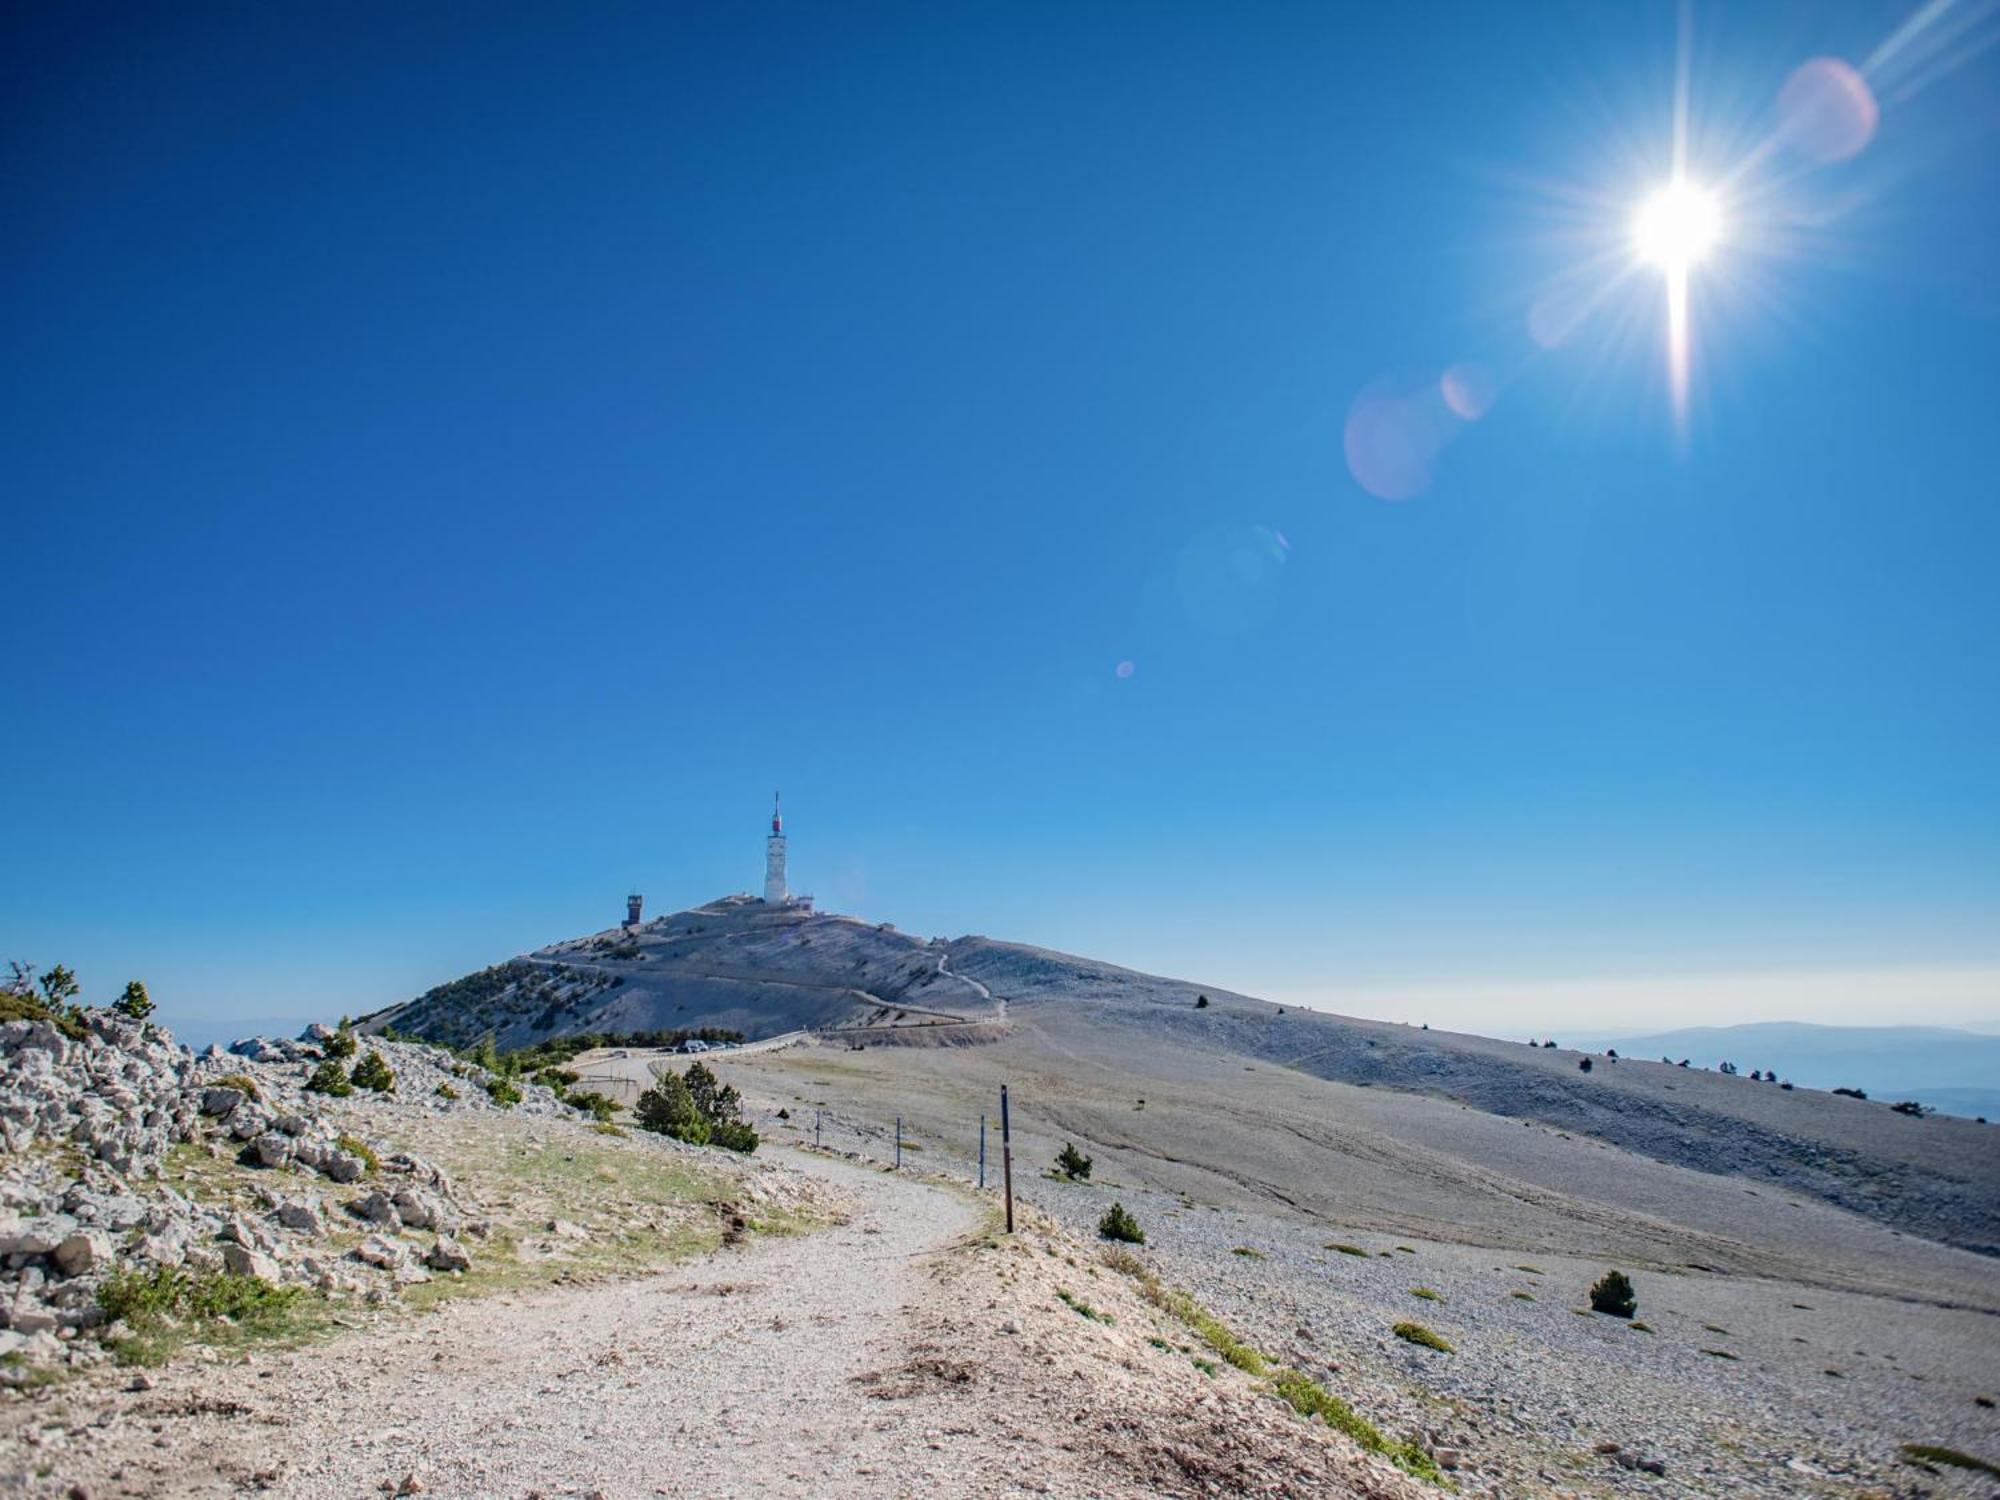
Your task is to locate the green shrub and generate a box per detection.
[1327,1243,1370,1258]
[708,1118,760,1153]
[211,1072,260,1103]
[113,980,154,1021]
[1409,1286,1442,1302]
[1055,1142,1093,1181]
[1194,994,1209,1008]
[1901,1445,2000,1477]
[1511,1290,1536,1301]
[304,1060,352,1097]
[1589,1269,1637,1318]
[485,1077,521,1108]
[635,1072,708,1145]
[335,1134,380,1174]
[1097,1202,1144,1244]
[1392,1321,1453,1352]
[1232,1246,1266,1259]
[434,1082,459,1101]
[323,1024,357,1061]
[348,1051,395,1093]
[1629,1320,1653,1332]
[567,1090,620,1123]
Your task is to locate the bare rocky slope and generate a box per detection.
[373,895,1002,1050]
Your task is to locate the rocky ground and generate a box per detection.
[722,1036,2000,1500]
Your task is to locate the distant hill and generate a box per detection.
[1563,1022,2000,1119]
[377,902,1999,1257]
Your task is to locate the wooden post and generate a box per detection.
[978,1114,987,1190]
[1000,1084,1014,1233]
[815,1109,822,1149]
[895,1115,903,1170]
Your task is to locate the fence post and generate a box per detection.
[978,1114,987,1191]
[815,1109,822,1149]
[895,1115,903,1170]
[1000,1084,1014,1234]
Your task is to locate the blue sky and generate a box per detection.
[5,1,1997,1042]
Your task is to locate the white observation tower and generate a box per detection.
[763,793,788,904]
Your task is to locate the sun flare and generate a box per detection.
[1632,179,1723,275]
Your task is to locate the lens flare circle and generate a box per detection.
[1777,57,1878,164]
[1631,179,1722,274]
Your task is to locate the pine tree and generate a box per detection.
[306,1059,354,1097]
[635,1072,709,1145]
[1055,1142,1093,1181]
[1589,1269,1637,1318]
[349,1051,396,1093]
[113,980,154,1021]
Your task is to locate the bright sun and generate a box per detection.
[1632,179,1722,274]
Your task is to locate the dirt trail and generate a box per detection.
[26,1150,1433,1500]
[40,1155,991,1499]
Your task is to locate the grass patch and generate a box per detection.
[209,1073,261,1102]
[1139,1283,1266,1375]
[1192,1356,1218,1376]
[401,1124,752,1310]
[1146,1335,1171,1351]
[1510,1290,1536,1301]
[1629,1320,1654,1333]
[1056,1289,1114,1324]
[1232,1246,1266,1260]
[1271,1368,1443,1481]
[1392,1321,1453,1353]
[98,1267,327,1366]
[1100,1245,1149,1279]
[1409,1286,1443,1302]
[1701,1348,1739,1361]
[1328,1243,1371,1258]
[1515,1264,1544,1274]
[336,1134,380,1174]
[1901,1445,1999,1477]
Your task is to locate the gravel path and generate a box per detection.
[24,1153,990,1499]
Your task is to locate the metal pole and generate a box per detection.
[895,1115,902,1170]
[978,1114,987,1191]
[1000,1085,1014,1233]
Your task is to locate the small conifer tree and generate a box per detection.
[1055,1142,1093,1181]
[1098,1202,1144,1243]
[636,1072,710,1145]
[305,1059,354,1097]
[1589,1269,1637,1318]
[349,1050,396,1093]
[113,980,154,1021]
